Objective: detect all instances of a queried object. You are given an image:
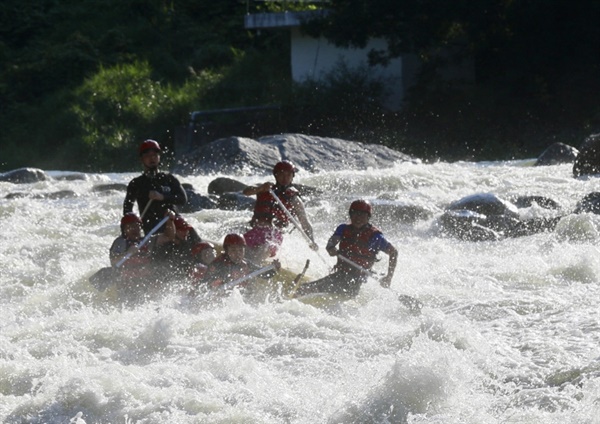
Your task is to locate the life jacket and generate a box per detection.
[188,263,208,296]
[338,223,381,270]
[190,263,208,282]
[118,238,152,280]
[204,254,252,289]
[250,185,299,228]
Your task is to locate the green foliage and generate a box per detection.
[71,61,223,171]
[284,60,387,139]
[1,0,600,171]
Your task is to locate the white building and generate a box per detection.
[244,9,420,111]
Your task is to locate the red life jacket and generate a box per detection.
[338,224,381,269]
[119,240,152,280]
[250,185,299,228]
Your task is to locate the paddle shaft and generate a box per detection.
[287,259,311,298]
[336,254,382,278]
[140,199,153,218]
[269,189,314,246]
[220,264,276,291]
[269,189,332,267]
[338,254,422,311]
[115,215,170,268]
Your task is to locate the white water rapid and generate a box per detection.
[1,160,599,423]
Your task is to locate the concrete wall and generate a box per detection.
[290,28,407,110]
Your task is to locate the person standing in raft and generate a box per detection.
[294,199,398,298]
[242,160,317,264]
[201,233,280,296]
[123,139,188,235]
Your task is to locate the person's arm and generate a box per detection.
[109,238,140,267]
[242,182,272,196]
[123,180,137,215]
[149,174,187,206]
[380,244,398,288]
[153,211,177,245]
[325,234,341,257]
[289,196,314,237]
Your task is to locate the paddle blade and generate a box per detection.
[88,267,116,292]
[398,294,423,314]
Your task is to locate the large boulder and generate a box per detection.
[0,168,49,183]
[574,192,600,214]
[207,177,249,195]
[573,134,600,177]
[173,133,415,176]
[435,193,563,241]
[535,142,579,166]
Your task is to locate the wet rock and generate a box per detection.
[5,190,78,200]
[216,192,256,211]
[574,192,600,214]
[207,177,248,195]
[173,133,415,176]
[180,184,218,212]
[436,193,562,241]
[535,142,579,166]
[92,183,128,193]
[573,133,600,177]
[0,168,49,183]
[34,190,78,200]
[371,199,434,224]
[509,195,562,210]
[447,193,520,218]
[436,210,504,241]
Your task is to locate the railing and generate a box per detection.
[246,0,329,14]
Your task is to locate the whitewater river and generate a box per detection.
[1,160,600,423]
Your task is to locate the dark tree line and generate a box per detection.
[1,0,600,171]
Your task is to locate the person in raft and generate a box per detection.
[123,139,189,236]
[188,241,217,297]
[294,199,398,298]
[109,212,153,281]
[242,160,317,264]
[150,215,200,281]
[201,233,280,296]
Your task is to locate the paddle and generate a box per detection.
[140,198,153,218]
[286,259,310,299]
[115,215,170,267]
[268,189,332,268]
[88,215,170,291]
[269,189,318,250]
[218,263,277,291]
[337,254,423,313]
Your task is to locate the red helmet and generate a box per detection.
[121,212,142,226]
[191,241,215,256]
[139,139,161,156]
[223,233,247,248]
[273,160,296,175]
[120,212,142,234]
[173,215,192,231]
[349,199,372,216]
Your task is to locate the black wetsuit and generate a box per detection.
[123,172,187,234]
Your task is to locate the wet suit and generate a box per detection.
[123,172,187,234]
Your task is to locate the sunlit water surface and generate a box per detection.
[1,160,600,423]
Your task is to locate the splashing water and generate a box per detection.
[1,161,600,423]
